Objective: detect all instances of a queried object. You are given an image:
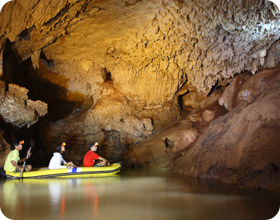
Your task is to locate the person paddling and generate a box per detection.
[48,142,76,169]
[83,142,109,167]
[4,140,32,172]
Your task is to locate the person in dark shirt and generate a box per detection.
[83,142,109,167]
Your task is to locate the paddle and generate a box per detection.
[19,139,35,179]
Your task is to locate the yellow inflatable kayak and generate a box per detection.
[3,163,121,179]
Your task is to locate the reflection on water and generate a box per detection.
[0,168,279,220]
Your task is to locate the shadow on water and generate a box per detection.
[0,168,279,220]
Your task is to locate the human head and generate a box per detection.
[88,142,99,151]
[56,142,66,153]
[11,139,24,151]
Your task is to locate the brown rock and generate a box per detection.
[173,67,280,190]
[202,109,215,121]
[129,120,198,167]
[0,130,11,168]
[0,81,47,128]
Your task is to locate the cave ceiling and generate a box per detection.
[1,0,279,96]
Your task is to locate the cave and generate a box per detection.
[0,0,280,219]
[0,0,280,193]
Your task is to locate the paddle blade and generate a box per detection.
[30,139,35,148]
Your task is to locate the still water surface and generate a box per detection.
[0,168,279,220]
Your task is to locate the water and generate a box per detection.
[0,168,279,220]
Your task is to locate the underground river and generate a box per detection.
[0,168,279,220]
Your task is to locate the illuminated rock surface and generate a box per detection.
[0,81,47,128]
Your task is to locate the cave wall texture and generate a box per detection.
[0,0,279,190]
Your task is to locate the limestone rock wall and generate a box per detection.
[130,67,280,190]
[176,67,280,190]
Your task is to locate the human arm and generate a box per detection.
[19,157,26,164]
[18,149,32,164]
[66,161,76,168]
[19,154,32,164]
[98,156,110,166]
[62,158,67,165]
[62,157,76,168]
[11,160,24,171]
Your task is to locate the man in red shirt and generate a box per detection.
[83,142,109,167]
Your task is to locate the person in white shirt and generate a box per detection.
[48,142,76,169]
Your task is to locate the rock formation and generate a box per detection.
[174,67,280,190]
[0,80,47,128]
[0,130,11,168]
[0,0,279,189]
[131,67,280,190]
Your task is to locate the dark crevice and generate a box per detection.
[178,94,184,111]
[164,138,173,149]
[75,0,91,17]
[43,4,70,26]
[105,72,112,81]
[17,26,34,41]
[178,90,189,111]
[207,80,222,96]
[41,34,63,50]
[103,68,112,81]
[40,51,54,69]
[271,163,278,172]
[31,0,40,10]
[1,39,22,85]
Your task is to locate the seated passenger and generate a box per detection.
[83,142,109,167]
[48,142,76,169]
[4,140,32,172]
